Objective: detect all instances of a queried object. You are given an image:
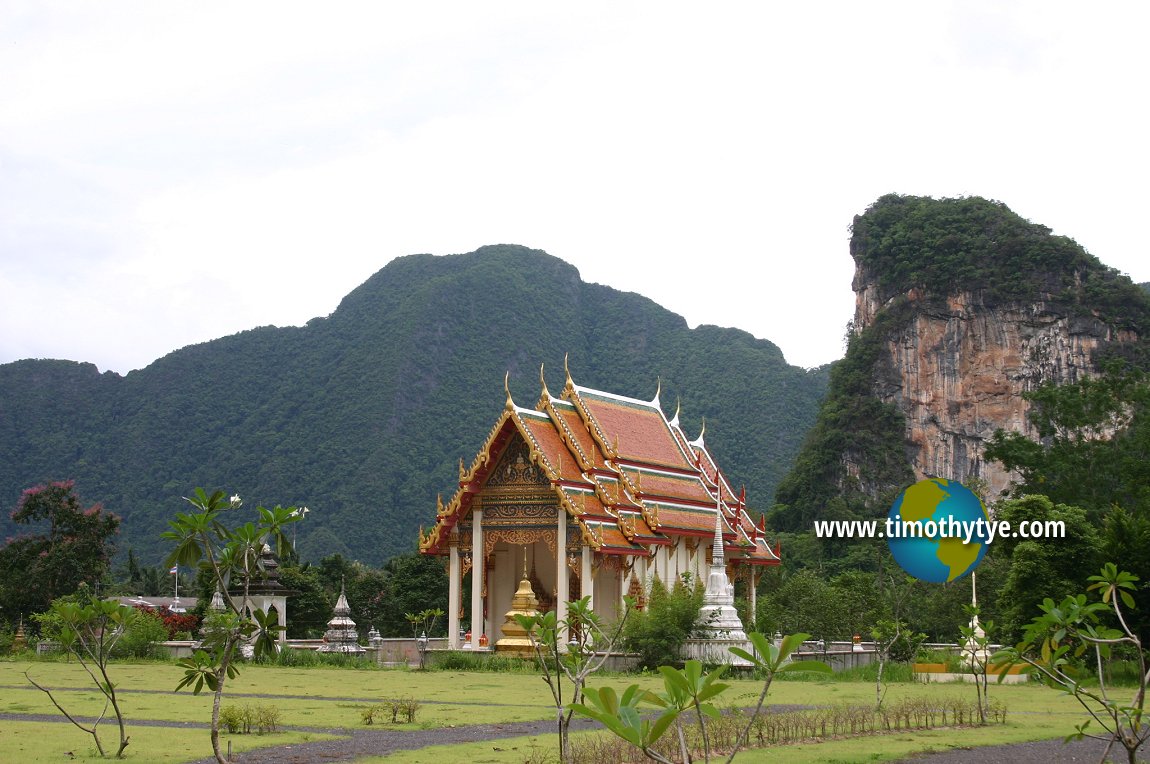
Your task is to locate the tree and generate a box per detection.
[574,633,831,763]
[756,569,847,640]
[623,575,703,670]
[276,564,330,638]
[572,660,729,764]
[516,596,633,764]
[959,605,994,724]
[727,632,833,762]
[994,564,1150,764]
[992,495,1101,641]
[405,608,444,670]
[0,481,119,622]
[1101,507,1150,636]
[984,366,1150,515]
[375,552,449,637]
[162,488,304,764]
[25,589,135,758]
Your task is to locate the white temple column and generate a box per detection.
[556,512,569,647]
[581,544,594,614]
[470,507,484,649]
[448,537,461,649]
[618,564,625,612]
[277,597,287,645]
[749,568,758,631]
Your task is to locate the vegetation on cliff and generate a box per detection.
[852,194,1150,333]
[770,305,913,533]
[984,364,1150,635]
[0,245,827,565]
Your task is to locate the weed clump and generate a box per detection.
[361,696,421,725]
[218,703,283,735]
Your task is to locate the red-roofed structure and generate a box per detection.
[419,361,780,649]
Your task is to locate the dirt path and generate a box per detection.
[186,718,595,763]
[6,706,1146,762]
[898,736,1147,762]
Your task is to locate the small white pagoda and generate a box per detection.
[317,583,365,654]
[683,511,753,665]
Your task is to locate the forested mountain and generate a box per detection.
[0,245,828,565]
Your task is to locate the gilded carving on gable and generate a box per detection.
[483,528,557,558]
[486,439,550,491]
[483,503,557,522]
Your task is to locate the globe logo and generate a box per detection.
[887,478,990,583]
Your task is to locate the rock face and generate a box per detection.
[852,270,1137,501]
[773,195,1150,533]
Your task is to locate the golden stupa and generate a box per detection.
[495,548,541,657]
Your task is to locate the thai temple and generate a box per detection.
[419,362,780,650]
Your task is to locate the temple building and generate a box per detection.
[419,362,781,650]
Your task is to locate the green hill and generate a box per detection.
[0,245,828,565]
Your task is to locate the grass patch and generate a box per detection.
[370,680,1093,764]
[0,657,1110,763]
[0,720,336,763]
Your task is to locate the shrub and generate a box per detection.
[887,629,927,663]
[569,696,1006,761]
[254,704,281,734]
[132,605,199,640]
[427,651,535,673]
[257,646,378,669]
[622,575,703,670]
[219,705,246,734]
[219,704,282,734]
[360,697,420,725]
[113,608,170,658]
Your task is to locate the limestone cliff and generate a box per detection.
[855,274,1137,500]
[773,194,1149,530]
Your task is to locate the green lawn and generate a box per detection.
[0,658,1098,763]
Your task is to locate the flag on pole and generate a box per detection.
[169,565,178,575]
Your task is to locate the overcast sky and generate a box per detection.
[2,2,1147,375]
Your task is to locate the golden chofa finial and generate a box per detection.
[539,363,550,399]
[564,352,573,387]
[504,371,514,410]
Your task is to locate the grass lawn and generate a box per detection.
[367,679,1091,764]
[0,657,1098,763]
[0,720,336,763]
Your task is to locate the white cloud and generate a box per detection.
[1,1,1147,373]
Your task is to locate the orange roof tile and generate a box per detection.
[518,410,582,482]
[572,389,695,470]
[624,467,714,505]
[421,371,779,568]
[546,398,607,471]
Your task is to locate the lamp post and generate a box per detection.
[417,630,429,670]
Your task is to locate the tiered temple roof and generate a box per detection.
[419,363,780,566]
